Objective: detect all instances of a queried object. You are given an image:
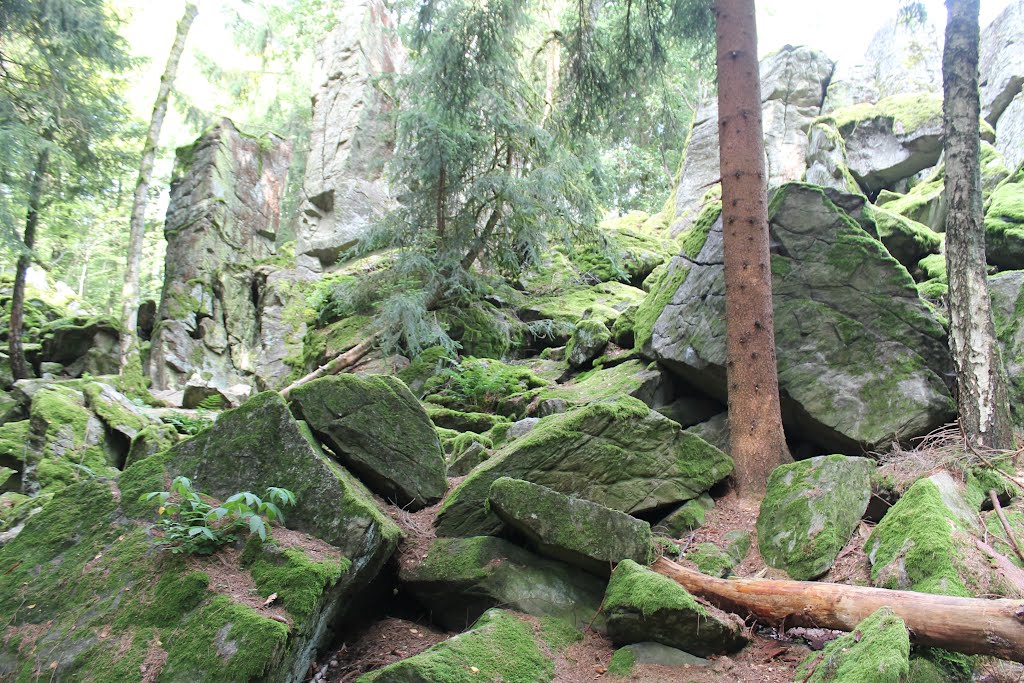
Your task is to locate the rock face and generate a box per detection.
[288,375,447,509]
[487,477,655,576]
[434,397,734,537]
[670,46,834,235]
[149,119,296,397]
[648,184,955,453]
[989,270,1024,428]
[603,560,747,657]
[996,92,1024,171]
[399,536,605,631]
[757,455,873,580]
[39,318,119,377]
[985,166,1024,270]
[980,0,1024,125]
[296,0,405,271]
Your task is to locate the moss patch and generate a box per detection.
[796,607,910,683]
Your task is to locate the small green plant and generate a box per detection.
[141,476,296,555]
[162,412,214,436]
[195,394,225,411]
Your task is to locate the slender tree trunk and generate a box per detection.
[9,148,50,380]
[118,2,198,378]
[943,0,1014,450]
[713,0,790,495]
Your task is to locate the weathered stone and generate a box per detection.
[649,183,954,453]
[399,536,605,631]
[446,440,489,477]
[671,46,833,235]
[821,62,882,114]
[506,417,540,440]
[124,423,179,469]
[865,21,942,99]
[39,317,119,377]
[149,119,293,397]
[254,266,315,390]
[980,0,1024,124]
[804,121,861,194]
[866,472,985,596]
[539,360,671,411]
[830,95,944,193]
[289,375,447,509]
[604,560,746,656]
[297,0,405,270]
[537,398,568,417]
[757,455,873,580]
[985,166,1024,270]
[996,91,1024,171]
[866,205,942,271]
[989,270,1024,429]
[795,608,910,683]
[685,413,730,453]
[359,609,555,683]
[434,397,733,537]
[566,319,611,368]
[81,381,158,446]
[488,477,655,576]
[611,642,709,671]
[655,493,714,536]
[181,377,234,409]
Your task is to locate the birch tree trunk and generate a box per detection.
[714,0,791,495]
[118,2,198,381]
[942,0,1014,450]
[9,148,50,380]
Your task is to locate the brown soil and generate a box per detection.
[324,617,449,682]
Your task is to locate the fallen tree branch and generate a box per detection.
[975,539,1024,597]
[280,339,375,399]
[650,557,1024,662]
[990,489,1024,565]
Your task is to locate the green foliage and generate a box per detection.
[425,357,547,413]
[141,476,296,554]
[195,394,226,411]
[163,411,215,435]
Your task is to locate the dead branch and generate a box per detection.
[651,557,1024,662]
[280,339,375,399]
[990,489,1024,565]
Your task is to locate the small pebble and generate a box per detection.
[329,660,338,668]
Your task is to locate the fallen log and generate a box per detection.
[279,339,375,399]
[651,556,1024,662]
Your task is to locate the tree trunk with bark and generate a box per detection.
[9,148,50,380]
[652,557,1024,662]
[118,2,198,380]
[942,0,1014,450]
[713,0,790,495]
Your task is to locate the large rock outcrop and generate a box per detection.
[670,46,834,235]
[979,0,1024,125]
[646,184,955,453]
[296,0,405,271]
[148,119,300,399]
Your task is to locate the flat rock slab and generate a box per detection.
[757,455,873,580]
[289,374,447,509]
[604,560,747,657]
[434,397,733,537]
[617,642,710,668]
[399,536,605,631]
[488,477,654,576]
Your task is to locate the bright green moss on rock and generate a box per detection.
[487,477,655,576]
[424,357,549,415]
[425,405,509,433]
[687,543,737,577]
[566,319,611,368]
[865,474,977,596]
[82,381,149,436]
[244,541,350,622]
[680,201,720,259]
[984,168,1024,270]
[633,258,689,352]
[438,302,523,359]
[796,607,910,683]
[400,536,605,630]
[827,94,943,135]
[434,397,733,537]
[603,560,746,656]
[538,359,665,409]
[655,493,713,536]
[757,455,874,580]
[289,375,447,509]
[524,281,647,328]
[864,205,942,270]
[607,648,636,677]
[397,346,453,398]
[538,617,583,651]
[358,609,555,683]
[569,211,678,285]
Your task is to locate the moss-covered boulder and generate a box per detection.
[523,281,647,328]
[124,423,180,469]
[488,477,655,576]
[608,642,708,676]
[795,607,910,683]
[865,204,942,271]
[985,166,1024,270]
[686,531,750,577]
[865,472,983,596]
[123,392,402,611]
[38,316,120,377]
[399,536,605,631]
[603,560,746,656]
[647,183,954,453]
[289,375,447,509]
[827,94,944,193]
[434,397,733,537]
[0,475,354,683]
[655,493,714,536]
[537,359,670,411]
[566,319,611,368]
[82,381,159,443]
[757,455,873,580]
[425,404,509,433]
[569,211,677,286]
[358,609,555,683]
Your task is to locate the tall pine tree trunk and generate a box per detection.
[943,0,1014,449]
[9,148,50,380]
[118,2,198,383]
[714,0,790,495]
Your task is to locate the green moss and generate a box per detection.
[450,431,493,457]
[607,647,636,677]
[83,382,148,434]
[985,169,1024,261]
[439,302,523,359]
[633,259,689,351]
[358,609,554,683]
[538,617,583,651]
[604,559,708,619]
[680,201,720,259]
[826,94,943,134]
[866,478,970,596]
[568,211,677,284]
[160,595,290,682]
[424,357,548,414]
[526,281,647,328]
[245,540,350,621]
[566,318,611,367]
[300,314,373,371]
[796,607,910,683]
[411,536,495,583]
[688,543,736,577]
[397,346,453,396]
[865,205,942,266]
[538,360,657,408]
[426,405,509,433]
[0,420,32,462]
